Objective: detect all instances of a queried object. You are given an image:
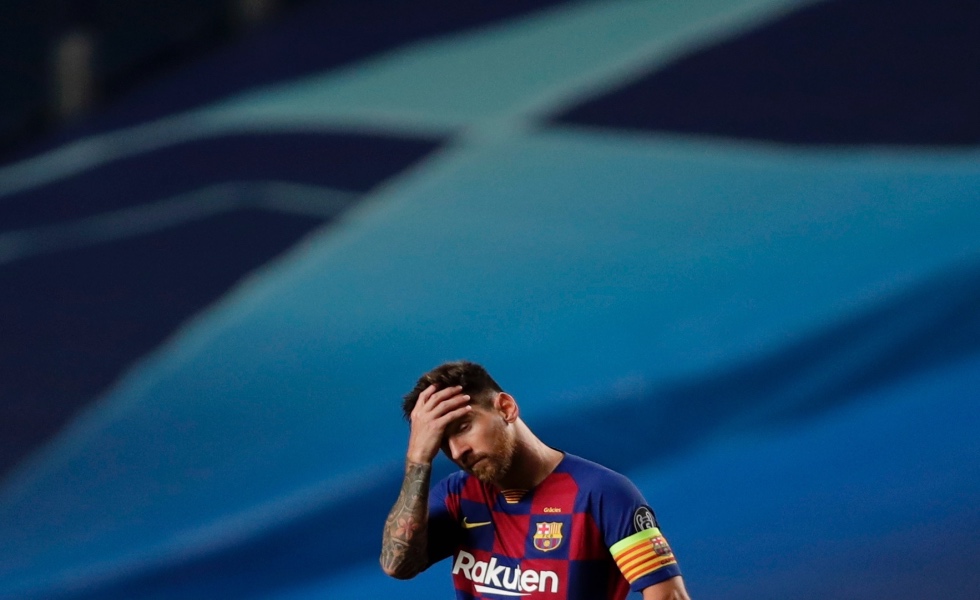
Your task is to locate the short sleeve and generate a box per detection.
[593,471,682,592]
[425,475,462,567]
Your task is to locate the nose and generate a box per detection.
[447,436,469,462]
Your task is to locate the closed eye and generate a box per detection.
[449,416,473,436]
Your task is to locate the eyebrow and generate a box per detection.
[447,413,473,433]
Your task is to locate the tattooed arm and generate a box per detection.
[380,461,432,578]
[380,384,472,579]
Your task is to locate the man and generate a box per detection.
[381,361,691,600]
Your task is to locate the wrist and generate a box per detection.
[406,439,437,466]
[405,452,434,467]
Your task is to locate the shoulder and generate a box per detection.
[560,453,641,498]
[433,469,471,496]
[430,470,477,520]
[432,468,492,505]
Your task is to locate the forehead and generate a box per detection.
[446,403,493,429]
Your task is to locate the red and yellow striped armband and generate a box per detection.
[610,527,678,584]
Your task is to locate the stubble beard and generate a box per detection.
[470,425,517,484]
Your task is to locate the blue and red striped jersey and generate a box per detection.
[425,452,681,599]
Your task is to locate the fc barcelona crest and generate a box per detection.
[533,521,563,552]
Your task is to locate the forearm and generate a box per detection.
[380,460,432,579]
[642,576,691,600]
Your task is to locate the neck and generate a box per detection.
[495,420,563,490]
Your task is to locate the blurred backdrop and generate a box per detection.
[1,0,978,598]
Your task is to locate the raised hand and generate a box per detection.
[406,384,471,464]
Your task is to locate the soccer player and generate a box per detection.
[380,361,691,600]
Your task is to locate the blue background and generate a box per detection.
[0,1,978,598]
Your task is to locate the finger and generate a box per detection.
[434,403,472,427]
[416,384,438,407]
[411,386,438,422]
[429,392,470,418]
[427,385,463,407]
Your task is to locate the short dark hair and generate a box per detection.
[402,360,503,421]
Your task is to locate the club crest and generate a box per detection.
[533,521,563,552]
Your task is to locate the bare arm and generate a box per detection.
[380,460,433,579]
[380,385,471,579]
[642,576,691,600]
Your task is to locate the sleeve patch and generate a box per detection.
[633,506,658,532]
[610,527,677,583]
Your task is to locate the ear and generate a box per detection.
[495,392,519,424]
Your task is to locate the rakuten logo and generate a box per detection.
[452,550,559,596]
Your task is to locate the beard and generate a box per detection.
[468,423,517,484]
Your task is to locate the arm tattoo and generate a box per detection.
[380,461,432,578]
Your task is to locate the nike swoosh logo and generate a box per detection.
[463,517,492,529]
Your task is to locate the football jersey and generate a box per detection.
[425,452,681,599]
